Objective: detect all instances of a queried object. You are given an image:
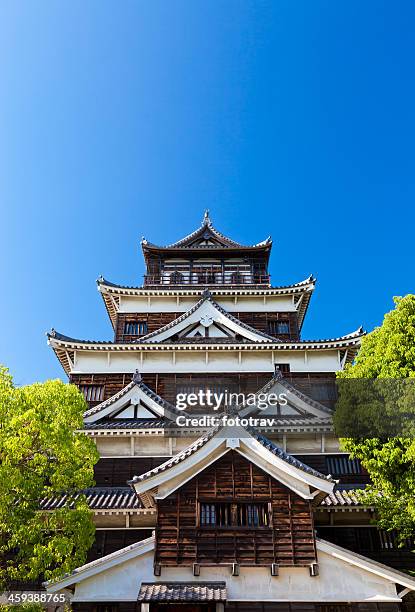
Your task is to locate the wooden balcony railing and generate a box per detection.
[143,272,271,286]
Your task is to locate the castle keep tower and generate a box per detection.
[47,213,415,611]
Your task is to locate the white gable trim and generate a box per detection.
[46,536,155,592]
[132,427,334,504]
[317,538,415,590]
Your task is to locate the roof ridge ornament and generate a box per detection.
[202,209,211,226]
[202,288,212,299]
[132,369,142,384]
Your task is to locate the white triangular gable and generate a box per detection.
[84,382,175,423]
[114,403,158,419]
[140,297,274,343]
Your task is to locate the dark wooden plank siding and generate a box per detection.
[87,529,153,562]
[94,457,170,487]
[71,372,336,411]
[316,526,415,571]
[155,451,316,568]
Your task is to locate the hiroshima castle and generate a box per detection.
[46,212,415,612]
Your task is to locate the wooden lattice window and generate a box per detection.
[200,502,270,528]
[268,320,290,335]
[123,321,148,335]
[79,385,104,403]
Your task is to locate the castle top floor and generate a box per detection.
[141,211,272,287]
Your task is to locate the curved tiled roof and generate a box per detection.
[47,325,364,376]
[141,210,271,251]
[97,274,315,294]
[40,487,142,511]
[40,485,369,512]
[138,582,227,602]
[83,418,168,430]
[321,486,370,508]
[47,326,364,349]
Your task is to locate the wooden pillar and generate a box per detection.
[216,603,224,612]
[141,604,150,612]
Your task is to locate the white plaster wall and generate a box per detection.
[96,436,172,457]
[285,435,322,453]
[73,349,341,374]
[118,295,297,314]
[71,549,399,603]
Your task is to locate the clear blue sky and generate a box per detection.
[1,1,414,385]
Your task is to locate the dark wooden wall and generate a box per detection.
[155,451,316,568]
[87,529,153,562]
[94,457,169,487]
[316,526,415,571]
[71,372,337,411]
[114,311,299,342]
[93,454,367,490]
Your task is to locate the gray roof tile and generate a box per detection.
[138,582,227,602]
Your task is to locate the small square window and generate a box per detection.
[79,385,104,402]
[268,320,290,336]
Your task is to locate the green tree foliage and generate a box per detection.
[0,367,99,588]
[334,295,415,540]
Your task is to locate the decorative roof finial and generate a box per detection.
[133,369,142,384]
[202,209,211,225]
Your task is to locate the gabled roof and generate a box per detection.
[129,425,334,507]
[136,290,277,343]
[141,210,272,252]
[83,371,179,423]
[239,371,333,419]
